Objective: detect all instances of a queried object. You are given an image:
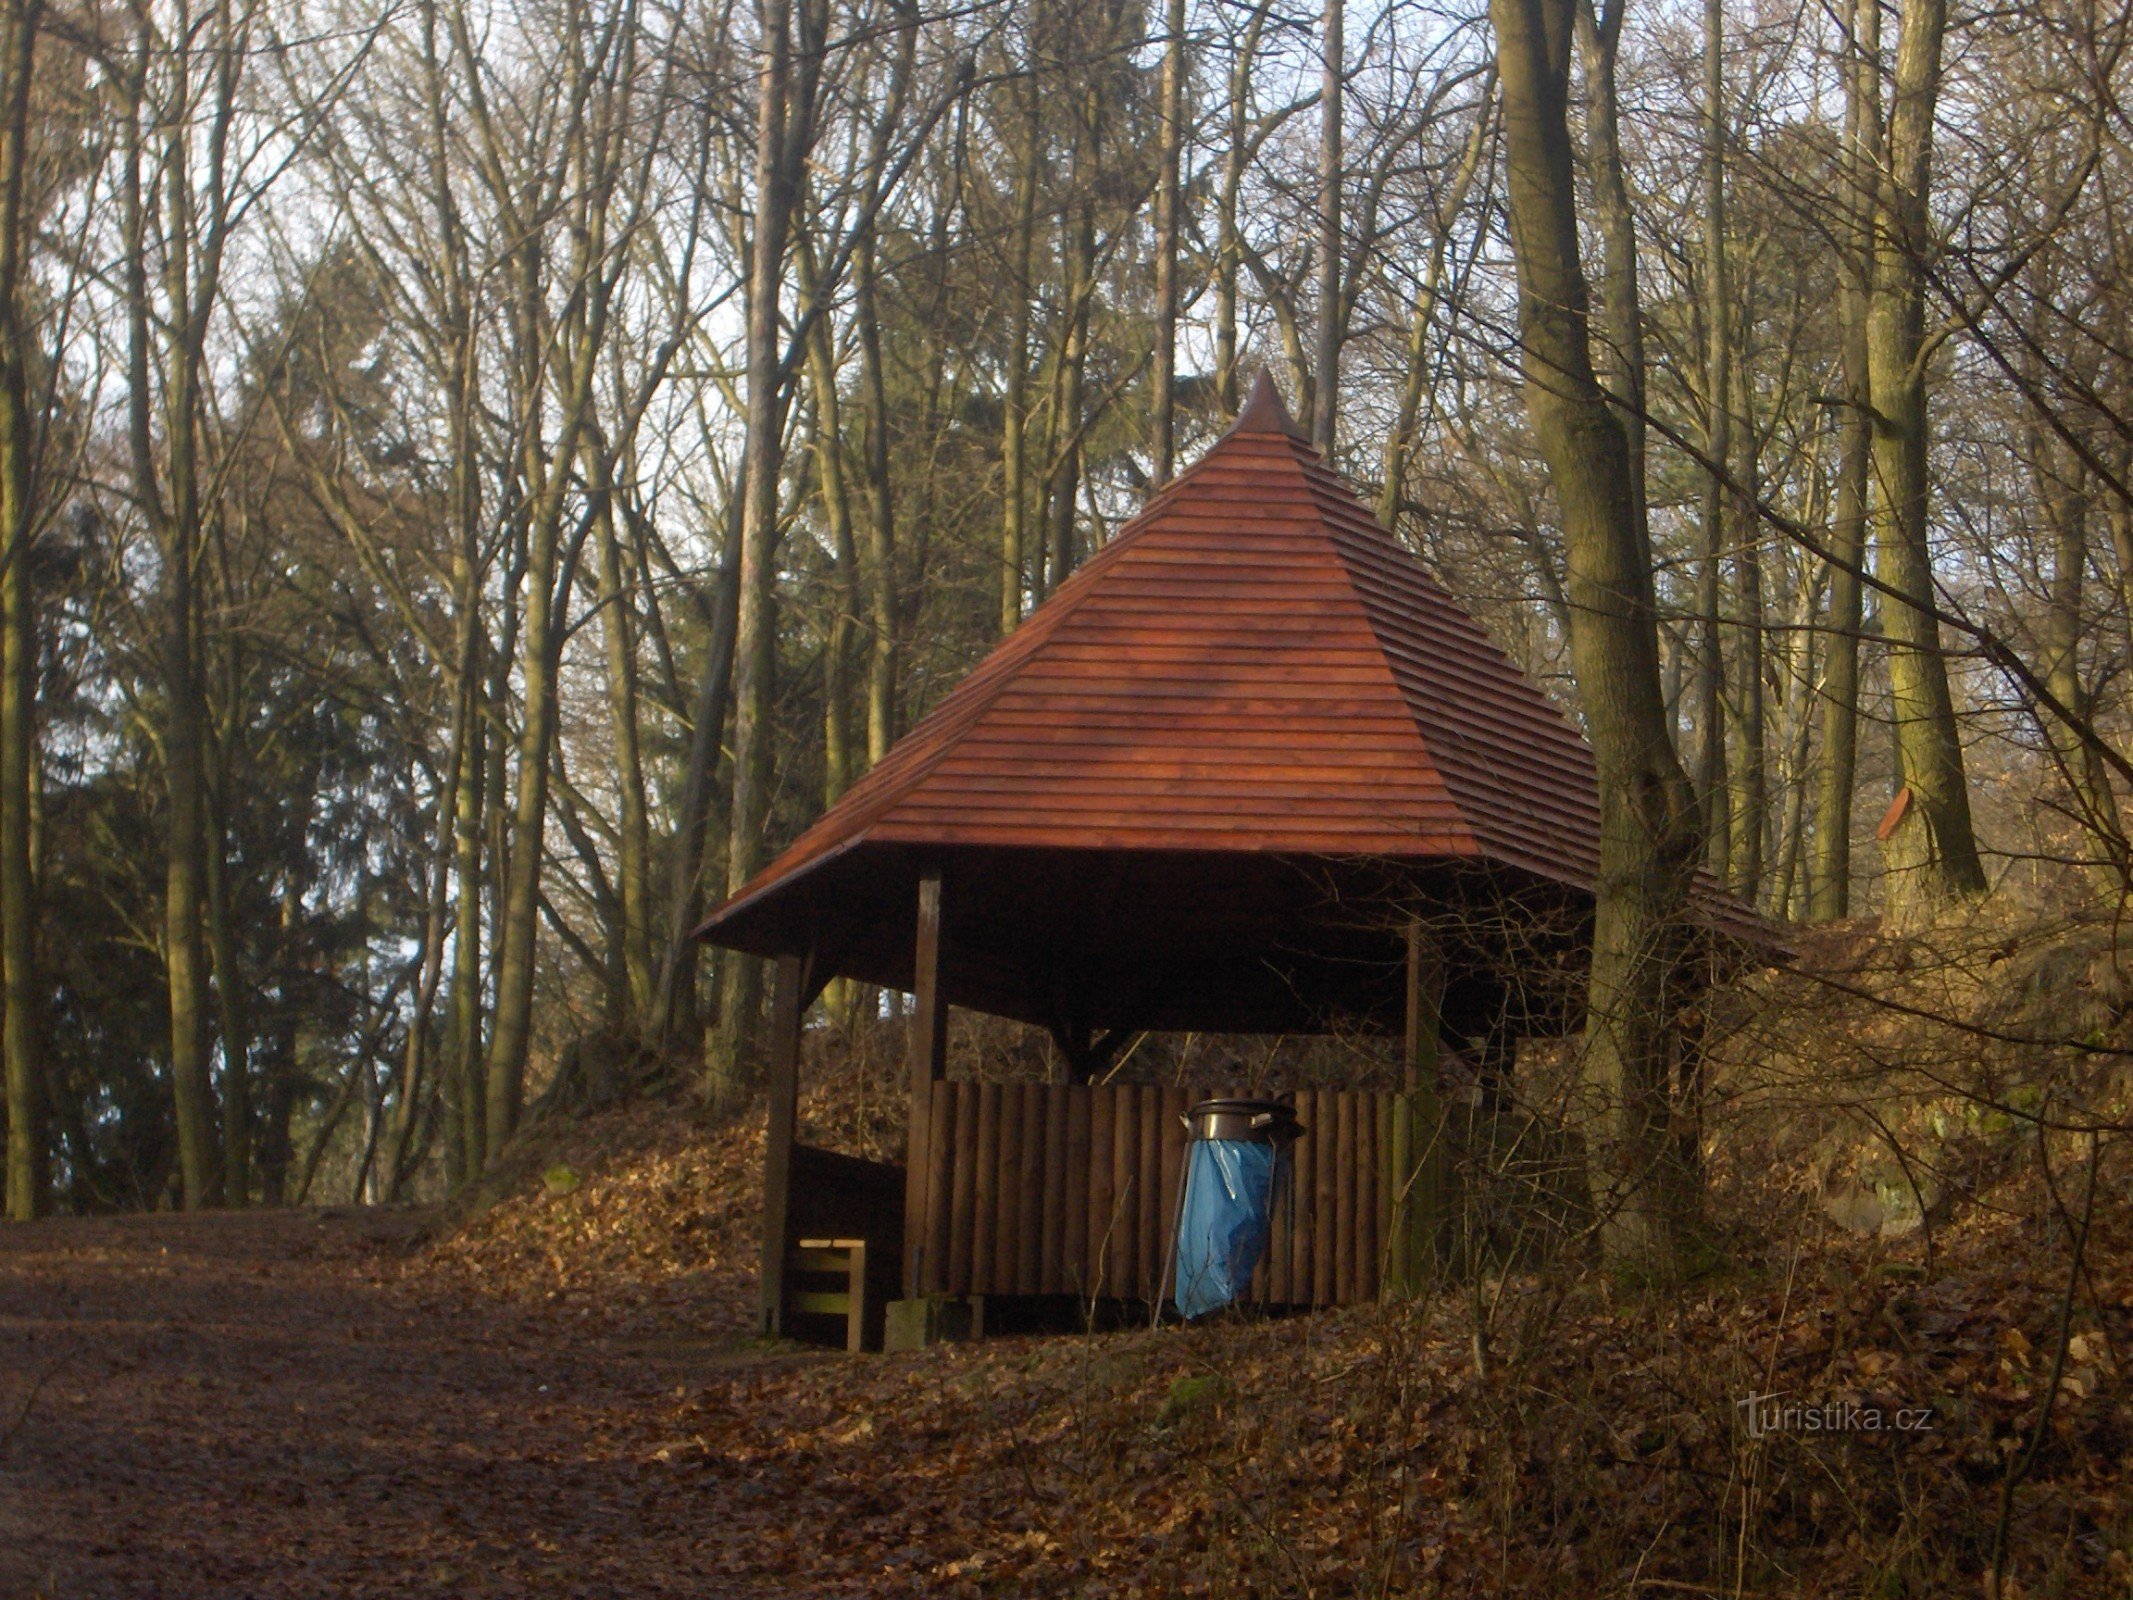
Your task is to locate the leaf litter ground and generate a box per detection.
[3,1082,2130,1598]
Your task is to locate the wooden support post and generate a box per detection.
[758,951,807,1336]
[903,870,949,1296]
[910,871,949,1081]
[1389,919,1446,1299]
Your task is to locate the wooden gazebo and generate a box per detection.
[699,375,1756,1347]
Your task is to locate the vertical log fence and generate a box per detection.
[903,1078,1445,1307]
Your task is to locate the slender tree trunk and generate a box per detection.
[1692,0,1732,882]
[484,503,565,1150]
[2032,431,2123,884]
[1151,0,1186,483]
[648,499,740,1049]
[1312,0,1343,453]
[482,291,603,1151]
[162,543,216,1207]
[0,0,42,1221]
[0,430,34,1221]
[590,450,654,1023]
[1728,331,1766,903]
[1574,0,1645,530]
[714,0,809,1108]
[855,4,907,759]
[203,777,250,1206]
[1380,79,1492,529]
[447,676,486,1182]
[1046,197,1094,587]
[1810,0,1875,921]
[1866,0,1985,921]
[801,237,859,802]
[1489,0,1704,1275]
[999,65,1039,632]
[1214,7,1266,413]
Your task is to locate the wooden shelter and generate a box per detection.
[697,375,1759,1347]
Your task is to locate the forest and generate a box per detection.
[0,0,2117,1222]
[5,0,2133,1591]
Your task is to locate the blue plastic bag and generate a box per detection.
[1173,1138,1278,1318]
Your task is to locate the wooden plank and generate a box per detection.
[923,1080,955,1295]
[1356,1091,1379,1302]
[910,872,948,1082]
[1314,1089,1337,1307]
[949,1081,979,1293]
[1087,1086,1115,1298]
[1109,1087,1139,1300]
[1040,1082,1069,1293]
[1137,1086,1162,1301]
[758,952,805,1337]
[1290,1091,1315,1308]
[1015,1084,1043,1294]
[1375,1093,1394,1300]
[1330,1092,1348,1305]
[972,1082,1001,1295]
[992,1082,1022,1293]
[1064,1086,1091,1296]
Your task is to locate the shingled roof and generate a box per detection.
[697,375,1758,1036]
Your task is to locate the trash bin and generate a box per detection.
[1172,1098,1304,1319]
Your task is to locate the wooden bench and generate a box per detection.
[786,1238,871,1353]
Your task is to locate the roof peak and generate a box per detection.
[1230,369,1309,441]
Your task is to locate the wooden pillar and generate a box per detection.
[903,871,949,1296]
[910,871,949,1081]
[758,951,807,1336]
[1388,919,1446,1298]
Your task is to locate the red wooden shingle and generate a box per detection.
[700,376,1748,946]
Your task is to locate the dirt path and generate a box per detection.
[0,1210,788,1599]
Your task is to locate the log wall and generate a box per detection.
[904,1080,1431,1307]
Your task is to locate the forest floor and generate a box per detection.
[3,1059,2130,1598]
[0,1205,812,1599]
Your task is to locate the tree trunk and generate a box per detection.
[648,498,741,1050]
[713,0,810,1109]
[483,496,566,1151]
[856,4,906,757]
[0,0,42,1221]
[1380,77,1492,529]
[999,64,1039,632]
[2032,430,2123,884]
[801,235,860,805]
[1045,197,1094,589]
[1151,0,1186,483]
[1312,0,1343,453]
[1810,0,1875,921]
[1866,0,1985,921]
[591,449,654,1023]
[1692,0,1732,883]
[203,778,250,1206]
[1215,5,1272,414]
[1574,0,1645,529]
[1489,0,1704,1276]
[1727,333,1766,904]
[447,677,486,1183]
